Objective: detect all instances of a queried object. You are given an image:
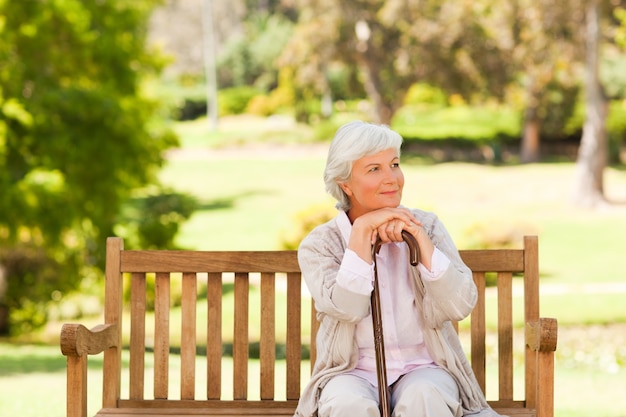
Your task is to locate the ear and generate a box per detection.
[338,181,352,196]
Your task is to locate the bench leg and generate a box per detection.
[67,355,88,417]
[536,351,555,417]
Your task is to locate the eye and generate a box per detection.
[391,162,400,168]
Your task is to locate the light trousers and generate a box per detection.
[318,367,462,417]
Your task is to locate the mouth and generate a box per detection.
[380,190,399,196]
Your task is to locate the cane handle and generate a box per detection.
[372,230,420,266]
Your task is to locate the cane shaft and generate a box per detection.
[371,231,419,417]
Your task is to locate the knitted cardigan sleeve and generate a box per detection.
[409,208,477,328]
[297,218,372,323]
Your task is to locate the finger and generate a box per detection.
[371,229,379,245]
[392,220,405,241]
[377,224,392,243]
[405,218,423,229]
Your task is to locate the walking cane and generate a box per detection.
[371,230,419,417]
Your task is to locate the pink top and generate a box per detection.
[335,211,451,387]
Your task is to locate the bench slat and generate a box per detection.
[497,271,514,401]
[129,273,146,400]
[120,251,300,273]
[233,273,250,400]
[181,272,197,400]
[206,273,222,400]
[286,272,302,400]
[460,250,524,272]
[260,272,276,400]
[154,272,171,399]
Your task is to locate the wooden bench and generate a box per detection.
[60,235,557,417]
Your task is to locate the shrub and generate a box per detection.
[218,86,262,116]
[404,83,447,107]
[115,187,199,250]
[280,203,336,250]
[461,220,539,250]
[246,86,294,116]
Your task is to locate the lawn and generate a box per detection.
[2,116,626,416]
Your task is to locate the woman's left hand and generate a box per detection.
[380,217,436,270]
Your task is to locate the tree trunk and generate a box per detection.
[573,0,608,207]
[202,0,219,130]
[360,62,394,125]
[521,104,541,163]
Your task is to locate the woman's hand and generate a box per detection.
[346,208,414,262]
[402,220,435,270]
[348,208,436,269]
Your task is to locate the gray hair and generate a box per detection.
[324,120,403,211]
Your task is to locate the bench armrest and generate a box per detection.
[60,323,118,357]
[525,317,558,352]
[61,323,119,417]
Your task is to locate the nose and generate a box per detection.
[382,167,397,184]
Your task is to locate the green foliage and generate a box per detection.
[393,104,521,140]
[246,94,277,116]
[311,119,345,142]
[218,86,262,116]
[566,97,626,161]
[533,82,580,140]
[403,83,448,107]
[615,8,626,48]
[326,65,366,101]
[246,68,297,116]
[601,50,626,99]
[0,242,81,335]
[217,12,294,91]
[607,100,626,162]
[0,0,177,335]
[115,188,199,250]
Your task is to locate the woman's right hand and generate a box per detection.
[348,207,420,262]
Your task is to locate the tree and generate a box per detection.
[0,0,177,334]
[281,0,511,124]
[571,2,626,207]
[504,0,585,163]
[573,0,610,207]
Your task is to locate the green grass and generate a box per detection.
[161,150,328,251]
[0,342,311,417]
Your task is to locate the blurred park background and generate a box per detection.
[1,0,626,416]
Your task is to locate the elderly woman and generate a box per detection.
[295,121,504,417]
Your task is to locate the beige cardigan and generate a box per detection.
[294,208,506,417]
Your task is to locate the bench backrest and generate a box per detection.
[101,235,541,411]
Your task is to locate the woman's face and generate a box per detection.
[340,148,404,219]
